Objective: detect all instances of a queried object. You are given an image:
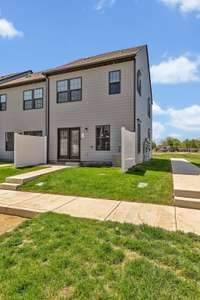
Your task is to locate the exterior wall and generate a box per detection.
[135,47,152,164]
[0,81,46,161]
[48,61,135,163]
[14,133,47,167]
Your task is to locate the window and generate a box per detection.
[148,128,151,140]
[23,88,43,110]
[148,97,151,118]
[5,132,14,151]
[0,94,7,111]
[109,71,121,95]
[24,131,43,136]
[70,78,82,101]
[96,125,110,151]
[137,70,142,96]
[57,77,82,103]
[57,80,68,103]
[137,120,141,154]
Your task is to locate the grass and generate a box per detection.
[21,157,173,205]
[0,165,47,183]
[154,152,200,168]
[0,213,200,299]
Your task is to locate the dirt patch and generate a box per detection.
[0,214,26,235]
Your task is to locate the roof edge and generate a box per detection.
[44,54,137,76]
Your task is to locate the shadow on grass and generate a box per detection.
[127,158,171,176]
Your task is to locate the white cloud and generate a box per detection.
[151,55,200,84]
[95,0,116,11]
[153,102,166,115]
[160,0,200,13]
[168,105,200,131]
[0,18,23,38]
[153,122,166,141]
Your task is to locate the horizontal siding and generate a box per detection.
[0,82,46,161]
[48,61,134,162]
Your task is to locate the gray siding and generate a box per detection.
[0,82,46,161]
[48,61,135,162]
[135,47,152,164]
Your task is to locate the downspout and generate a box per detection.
[133,57,136,132]
[45,75,50,163]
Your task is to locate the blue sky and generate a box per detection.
[0,0,200,142]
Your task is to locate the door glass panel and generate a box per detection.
[70,129,79,158]
[59,129,68,157]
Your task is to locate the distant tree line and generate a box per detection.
[153,137,200,152]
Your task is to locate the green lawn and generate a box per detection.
[21,157,173,205]
[0,165,46,183]
[154,152,200,168]
[0,213,200,299]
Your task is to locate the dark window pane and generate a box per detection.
[137,122,141,154]
[137,70,142,96]
[0,102,6,111]
[24,131,43,136]
[24,100,33,110]
[35,98,43,109]
[109,71,121,95]
[5,132,14,151]
[109,82,120,95]
[96,125,110,151]
[0,94,7,111]
[57,91,68,103]
[70,90,81,101]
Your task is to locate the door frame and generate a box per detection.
[57,127,81,161]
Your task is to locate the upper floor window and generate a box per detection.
[57,77,82,103]
[0,94,7,111]
[137,70,142,96]
[148,97,151,118]
[96,125,110,151]
[23,88,43,110]
[109,70,121,95]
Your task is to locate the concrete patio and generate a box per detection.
[0,189,199,235]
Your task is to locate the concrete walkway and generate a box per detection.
[0,189,199,235]
[0,165,69,190]
[171,159,200,209]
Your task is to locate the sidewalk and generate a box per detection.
[171,158,200,209]
[0,189,199,235]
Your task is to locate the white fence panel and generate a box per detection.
[14,133,47,167]
[121,127,135,173]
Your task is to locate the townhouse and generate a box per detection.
[0,45,152,165]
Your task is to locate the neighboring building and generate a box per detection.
[0,45,152,165]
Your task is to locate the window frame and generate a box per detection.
[137,120,141,154]
[137,70,142,96]
[5,132,14,152]
[109,70,121,95]
[147,97,151,118]
[23,88,44,111]
[0,94,7,111]
[56,77,82,103]
[96,125,111,151]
